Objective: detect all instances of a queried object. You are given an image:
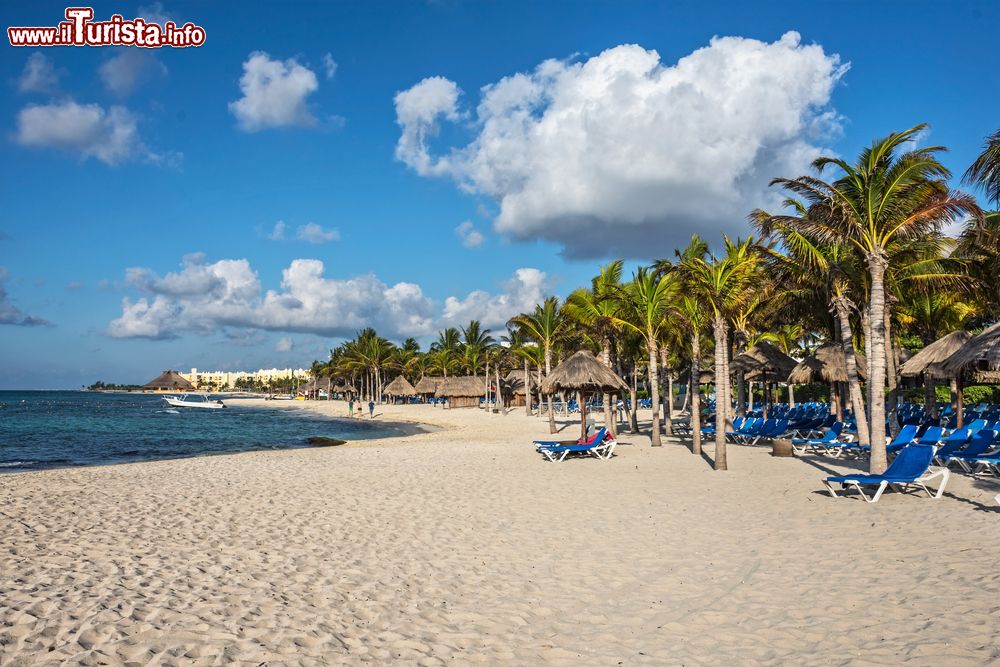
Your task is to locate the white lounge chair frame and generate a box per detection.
[824,467,950,503]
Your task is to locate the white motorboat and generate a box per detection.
[162,394,226,409]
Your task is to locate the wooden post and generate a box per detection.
[578,390,587,440]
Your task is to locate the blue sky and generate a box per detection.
[1,0,998,389]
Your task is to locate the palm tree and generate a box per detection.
[460,320,494,376]
[565,260,624,436]
[501,326,535,417]
[766,125,981,473]
[964,128,1000,207]
[613,268,678,447]
[430,327,462,377]
[681,236,762,470]
[509,297,567,434]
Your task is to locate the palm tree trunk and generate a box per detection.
[787,382,794,408]
[536,364,543,419]
[691,331,702,457]
[629,368,639,434]
[925,374,937,419]
[602,339,614,437]
[665,370,674,437]
[884,306,900,438]
[648,335,661,447]
[832,295,870,448]
[545,345,556,434]
[867,252,889,474]
[524,358,532,417]
[713,316,728,470]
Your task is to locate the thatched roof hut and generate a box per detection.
[383,375,417,397]
[541,350,628,394]
[731,342,797,382]
[435,376,487,408]
[939,322,1000,382]
[787,345,867,384]
[144,370,194,392]
[504,369,531,396]
[414,376,440,395]
[899,331,973,379]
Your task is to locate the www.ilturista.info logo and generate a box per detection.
[8,7,206,48]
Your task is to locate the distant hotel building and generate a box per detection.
[179,367,311,391]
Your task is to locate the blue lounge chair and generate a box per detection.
[884,424,921,454]
[931,429,972,465]
[534,428,615,461]
[941,429,998,472]
[791,422,844,455]
[824,444,950,503]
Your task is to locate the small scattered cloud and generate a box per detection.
[18,52,60,93]
[0,267,52,327]
[267,220,286,241]
[65,281,84,290]
[275,336,294,352]
[322,53,338,80]
[229,51,320,131]
[454,220,485,248]
[296,222,339,244]
[15,99,177,166]
[99,50,167,96]
[137,2,171,25]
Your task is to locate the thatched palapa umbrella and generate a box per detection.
[939,323,1000,425]
[541,350,628,440]
[731,342,797,413]
[787,344,866,419]
[383,375,417,403]
[787,344,867,384]
[900,331,973,419]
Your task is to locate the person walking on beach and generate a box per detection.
[355,400,363,419]
[368,400,375,419]
[348,398,354,418]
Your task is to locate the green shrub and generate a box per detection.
[792,383,831,403]
[963,385,996,406]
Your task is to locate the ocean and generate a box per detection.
[0,391,405,472]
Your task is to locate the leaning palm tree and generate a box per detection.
[509,297,567,434]
[766,125,981,473]
[681,236,762,470]
[613,267,678,447]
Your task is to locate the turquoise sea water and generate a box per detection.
[0,391,405,472]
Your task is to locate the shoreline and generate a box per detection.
[0,397,441,477]
[2,403,999,664]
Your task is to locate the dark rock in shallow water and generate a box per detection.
[307,437,347,447]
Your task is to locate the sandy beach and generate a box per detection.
[2,400,999,665]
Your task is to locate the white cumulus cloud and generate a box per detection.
[15,100,173,166]
[441,268,551,329]
[275,336,294,352]
[229,52,320,131]
[454,221,485,248]
[18,52,59,93]
[394,32,847,258]
[267,221,287,240]
[107,256,551,341]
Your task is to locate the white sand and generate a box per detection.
[2,400,999,665]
